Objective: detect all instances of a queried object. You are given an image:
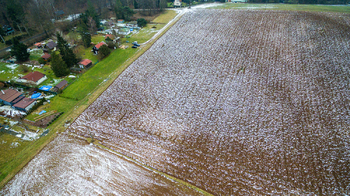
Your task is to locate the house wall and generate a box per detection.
[25,101,37,112]
[36,76,47,85]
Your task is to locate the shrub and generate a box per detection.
[38,57,46,65]
[97,45,110,60]
[18,64,29,73]
[137,18,148,28]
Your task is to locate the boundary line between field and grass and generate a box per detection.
[0,11,183,190]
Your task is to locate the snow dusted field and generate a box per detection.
[0,134,201,195]
[68,10,350,195]
[2,9,350,195]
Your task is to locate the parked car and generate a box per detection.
[132,45,138,48]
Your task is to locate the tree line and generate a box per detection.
[0,0,167,38]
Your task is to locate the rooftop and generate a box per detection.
[0,89,22,103]
[21,71,46,82]
[55,80,68,89]
[79,59,92,66]
[13,97,35,109]
[94,41,107,49]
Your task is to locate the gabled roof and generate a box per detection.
[21,71,46,82]
[105,34,114,39]
[79,59,92,66]
[0,89,22,103]
[94,41,107,49]
[41,53,51,59]
[46,41,57,50]
[55,80,68,89]
[13,97,35,109]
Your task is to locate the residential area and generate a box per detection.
[0,0,179,186]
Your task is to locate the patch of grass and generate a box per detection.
[26,96,78,121]
[152,10,177,23]
[91,35,106,44]
[212,3,350,13]
[29,49,44,61]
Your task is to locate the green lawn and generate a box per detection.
[29,49,44,61]
[212,3,350,13]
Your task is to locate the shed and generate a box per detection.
[18,71,47,86]
[12,98,36,112]
[0,89,24,105]
[41,53,51,61]
[54,80,68,91]
[78,59,92,69]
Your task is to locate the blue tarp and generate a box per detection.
[31,93,41,99]
[39,85,52,91]
[39,110,46,115]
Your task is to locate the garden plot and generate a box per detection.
[67,10,350,195]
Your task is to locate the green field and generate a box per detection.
[212,3,350,13]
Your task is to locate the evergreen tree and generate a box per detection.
[137,18,147,28]
[81,32,91,48]
[50,52,70,77]
[10,38,29,62]
[115,0,123,19]
[122,7,135,21]
[97,45,110,60]
[56,32,78,68]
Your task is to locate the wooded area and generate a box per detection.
[0,0,167,38]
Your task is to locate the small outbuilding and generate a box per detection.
[12,97,36,112]
[41,53,51,61]
[53,80,68,92]
[78,59,92,69]
[18,71,47,86]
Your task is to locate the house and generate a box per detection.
[117,19,124,23]
[45,41,57,50]
[34,43,42,48]
[105,34,114,40]
[78,59,92,69]
[41,53,51,61]
[118,28,130,35]
[53,80,68,92]
[92,41,107,54]
[12,97,36,112]
[18,71,47,86]
[0,89,24,106]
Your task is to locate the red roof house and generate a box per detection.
[92,41,107,54]
[18,71,47,86]
[41,53,51,61]
[78,59,92,69]
[105,34,114,40]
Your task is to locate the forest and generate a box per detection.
[0,0,168,37]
